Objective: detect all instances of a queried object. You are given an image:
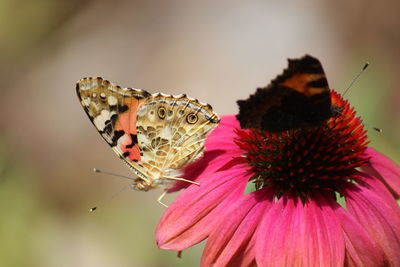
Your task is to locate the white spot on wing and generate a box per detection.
[101,109,111,119]
[82,97,91,106]
[93,109,112,131]
[137,105,148,117]
[160,127,172,140]
[93,116,105,130]
[108,96,117,106]
[117,133,130,146]
[80,81,89,90]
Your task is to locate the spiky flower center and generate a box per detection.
[235,91,370,197]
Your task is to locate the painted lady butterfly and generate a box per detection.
[77,77,220,204]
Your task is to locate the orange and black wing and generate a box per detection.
[237,55,332,132]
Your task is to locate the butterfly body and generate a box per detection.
[77,77,220,191]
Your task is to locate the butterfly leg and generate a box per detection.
[157,190,168,208]
[163,176,200,186]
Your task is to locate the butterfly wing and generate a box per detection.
[135,93,220,180]
[237,55,331,132]
[76,77,151,180]
[77,77,220,187]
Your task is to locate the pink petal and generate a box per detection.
[201,188,274,267]
[256,196,303,267]
[328,201,385,266]
[205,115,242,152]
[344,182,400,266]
[168,150,243,193]
[362,147,400,197]
[256,194,345,267]
[302,194,345,267]
[157,166,250,250]
[225,235,257,267]
[357,172,400,215]
[315,192,387,266]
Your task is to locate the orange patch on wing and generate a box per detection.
[279,73,326,96]
[114,98,144,163]
[117,98,143,134]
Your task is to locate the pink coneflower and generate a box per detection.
[156,61,400,266]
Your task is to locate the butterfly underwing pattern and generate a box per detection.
[237,55,338,132]
[77,77,220,192]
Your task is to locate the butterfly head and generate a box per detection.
[130,178,155,191]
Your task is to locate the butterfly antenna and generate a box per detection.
[89,183,130,212]
[90,168,136,212]
[338,61,381,133]
[366,124,383,133]
[332,107,382,133]
[93,168,136,181]
[373,127,383,133]
[342,62,369,97]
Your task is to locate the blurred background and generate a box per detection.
[1,0,399,266]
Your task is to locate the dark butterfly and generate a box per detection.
[237,55,339,132]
